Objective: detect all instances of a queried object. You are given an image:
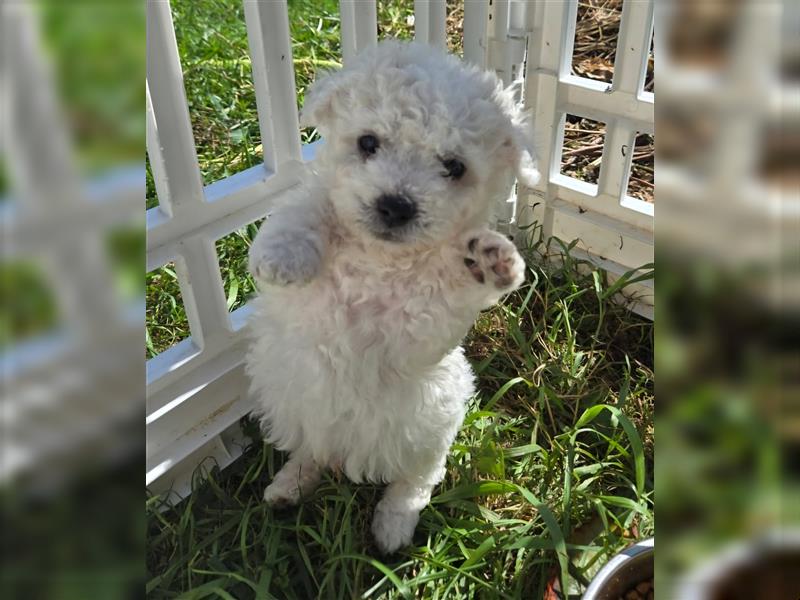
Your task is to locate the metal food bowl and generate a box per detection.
[583,538,654,600]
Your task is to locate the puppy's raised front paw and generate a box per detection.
[249,233,321,286]
[463,230,525,291]
[371,499,419,555]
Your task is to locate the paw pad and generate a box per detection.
[463,257,485,283]
[463,232,525,291]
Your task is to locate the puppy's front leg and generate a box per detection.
[248,198,329,286]
[263,453,322,507]
[459,229,526,307]
[371,480,434,554]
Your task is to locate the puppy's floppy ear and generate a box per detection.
[496,80,541,187]
[507,121,541,188]
[300,69,350,129]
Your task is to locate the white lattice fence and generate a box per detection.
[145,0,655,498]
[519,0,654,316]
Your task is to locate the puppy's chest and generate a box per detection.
[320,255,448,332]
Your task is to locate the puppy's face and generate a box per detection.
[302,42,539,247]
[323,118,492,245]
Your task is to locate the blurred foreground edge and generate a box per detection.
[657,0,799,598]
[1,3,144,598]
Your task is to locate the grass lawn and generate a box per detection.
[146,1,654,597]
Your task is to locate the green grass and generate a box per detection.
[147,231,654,599]
[146,1,654,597]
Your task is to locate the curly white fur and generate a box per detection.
[245,41,537,554]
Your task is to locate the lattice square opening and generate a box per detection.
[645,30,654,93]
[107,227,145,303]
[445,2,464,56]
[146,262,191,358]
[559,114,607,186]
[571,0,623,86]
[0,160,8,197]
[215,220,262,318]
[659,107,713,173]
[626,132,654,204]
[0,261,59,349]
[665,0,740,71]
[145,151,158,210]
[171,0,262,185]
[377,0,414,42]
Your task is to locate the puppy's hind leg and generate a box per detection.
[371,480,435,554]
[263,453,322,508]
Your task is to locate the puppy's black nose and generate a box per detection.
[375,194,417,228]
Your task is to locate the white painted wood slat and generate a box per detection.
[242,0,302,166]
[613,0,654,95]
[174,237,230,347]
[463,0,489,68]
[414,0,446,49]
[146,0,206,214]
[146,83,173,217]
[243,1,278,174]
[340,0,377,63]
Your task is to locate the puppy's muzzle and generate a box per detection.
[375,194,417,229]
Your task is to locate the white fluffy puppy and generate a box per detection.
[246,40,538,553]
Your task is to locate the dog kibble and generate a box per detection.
[617,578,653,600]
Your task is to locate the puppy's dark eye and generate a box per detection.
[358,134,380,156]
[441,158,466,180]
